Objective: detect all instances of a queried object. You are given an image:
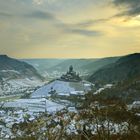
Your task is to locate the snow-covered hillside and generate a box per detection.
[32,80,93,98]
[0,78,43,96]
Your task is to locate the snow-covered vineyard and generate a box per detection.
[1,94,140,140]
[3,98,65,113]
[0,105,131,140]
[0,78,43,97]
[0,98,66,139]
[1,92,140,140]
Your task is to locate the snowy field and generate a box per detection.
[32,80,92,98]
[7,78,43,87]
[4,98,65,113]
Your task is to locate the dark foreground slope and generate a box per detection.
[92,76,140,103]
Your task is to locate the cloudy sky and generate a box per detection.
[0,0,140,58]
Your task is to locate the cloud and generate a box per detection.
[115,7,140,18]
[33,0,44,5]
[113,0,140,7]
[25,10,103,37]
[54,19,103,37]
[24,10,103,37]
[65,29,102,37]
[0,12,13,17]
[113,0,140,17]
[74,18,109,28]
[0,9,57,21]
[25,10,56,20]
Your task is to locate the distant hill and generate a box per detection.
[23,57,120,80]
[47,59,97,72]
[50,57,120,74]
[23,59,97,79]
[0,55,43,81]
[22,59,65,76]
[23,59,96,72]
[88,53,140,84]
[81,57,119,74]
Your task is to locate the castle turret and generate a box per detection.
[69,65,73,73]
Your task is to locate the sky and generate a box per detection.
[0,0,140,58]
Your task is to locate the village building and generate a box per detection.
[131,101,140,109]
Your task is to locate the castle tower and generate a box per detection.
[69,65,73,73]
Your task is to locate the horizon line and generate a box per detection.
[0,52,140,60]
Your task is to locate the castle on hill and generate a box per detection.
[60,65,82,82]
